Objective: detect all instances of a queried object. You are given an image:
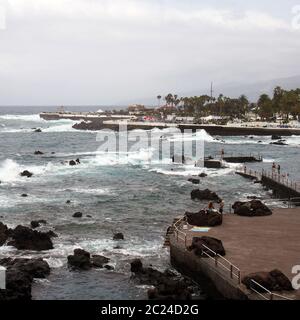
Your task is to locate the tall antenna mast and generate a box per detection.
[210,82,213,101]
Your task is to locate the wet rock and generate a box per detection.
[113,233,124,240]
[130,259,143,273]
[76,158,80,164]
[45,230,58,238]
[104,265,114,271]
[271,135,282,140]
[86,215,92,218]
[185,210,222,227]
[9,225,53,251]
[21,194,28,197]
[130,259,193,300]
[67,248,91,270]
[30,220,47,229]
[0,222,9,246]
[232,200,272,217]
[91,255,110,268]
[191,189,221,201]
[198,173,208,178]
[20,170,33,178]
[66,200,71,204]
[72,212,83,218]
[69,160,77,166]
[0,258,50,300]
[188,178,200,184]
[188,236,226,257]
[34,151,44,155]
[270,140,288,146]
[34,128,42,133]
[242,269,294,292]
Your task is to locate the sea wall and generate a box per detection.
[169,239,248,300]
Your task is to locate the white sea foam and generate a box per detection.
[0,114,43,121]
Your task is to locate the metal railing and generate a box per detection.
[173,218,241,284]
[250,279,294,300]
[237,168,300,193]
[172,216,295,300]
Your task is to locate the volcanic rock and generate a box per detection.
[242,269,294,292]
[113,233,124,240]
[0,222,9,246]
[8,225,53,251]
[188,236,226,257]
[68,248,91,270]
[188,178,200,184]
[185,210,222,227]
[20,170,33,178]
[191,189,221,201]
[72,212,83,218]
[232,200,272,217]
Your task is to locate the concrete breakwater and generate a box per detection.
[73,120,300,136]
[39,112,300,136]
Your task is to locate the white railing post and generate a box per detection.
[0,266,6,290]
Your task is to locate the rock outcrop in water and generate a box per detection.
[30,220,47,229]
[113,233,124,240]
[191,189,221,201]
[72,212,83,218]
[0,258,50,300]
[232,200,272,217]
[34,150,44,155]
[188,178,200,184]
[242,269,294,292]
[8,225,53,251]
[67,248,111,270]
[0,222,9,246]
[130,259,195,300]
[188,236,226,257]
[185,210,222,227]
[20,170,33,178]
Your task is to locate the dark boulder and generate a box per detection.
[130,259,193,300]
[113,233,124,240]
[20,170,33,178]
[34,128,42,133]
[30,220,47,229]
[67,248,91,270]
[232,200,272,217]
[91,255,110,268]
[9,225,53,251]
[188,178,200,184]
[69,160,77,166]
[21,193,28,197]
[76,158,80,164]
[45,230,58,238]
[188,236,226,257]
[72,212,82,218]
[242,269,294,292]
[34,151,44,155]
[185,210,222,227]
[270,140,288,146]
[198,173,208,178]
[191,189,221,201]
[66,200,71,204]
[130,259,143,273]
[0,222,9,246]
[0,258,50,300]
[104,265,114,271]
[271,135,282,140]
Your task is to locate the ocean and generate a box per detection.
[0,106,300,300]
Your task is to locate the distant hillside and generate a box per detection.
[127,75,300,106]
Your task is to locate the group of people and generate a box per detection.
[272,162,281,174]
[207,200,224,215]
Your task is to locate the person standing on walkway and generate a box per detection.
[221,148,225,159]
[272,162,276,173]
[277,164,281,174]
[219,201,224,215]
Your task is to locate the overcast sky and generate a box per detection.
[0,0,300,105]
